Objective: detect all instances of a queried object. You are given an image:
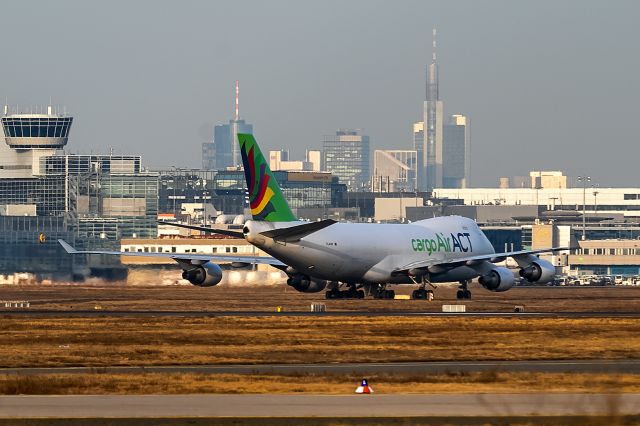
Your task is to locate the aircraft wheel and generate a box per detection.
[456,290,464,300]
[464,290,472,299]
[385,290,395,299]
[357,290,365,299]
[412,289,427,299]
[327,288,341,299]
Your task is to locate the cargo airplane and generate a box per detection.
[59,134,566,300]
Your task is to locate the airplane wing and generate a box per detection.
[57,239,286,266]
[393,247,570,274]
[157,221,245,238]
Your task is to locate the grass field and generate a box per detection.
[0,316,639,367]
[1,285,639,399]
[2,371,640,395]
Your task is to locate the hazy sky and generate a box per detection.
[1,0,638,187]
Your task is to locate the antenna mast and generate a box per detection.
[235,80,239,121]
[432,28,437,62]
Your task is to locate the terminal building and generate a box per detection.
[0,104,158,280]
[157,168,347,219]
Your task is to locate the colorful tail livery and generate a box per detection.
[238,133,296,222]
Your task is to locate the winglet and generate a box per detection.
[58,239,77,254]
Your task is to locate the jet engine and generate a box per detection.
[182,262,223,287]
[287,274,327,293]
[478,266,515,292]
[519,259,555,284]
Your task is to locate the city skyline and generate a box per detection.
[1,1,638,187]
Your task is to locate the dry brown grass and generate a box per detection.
[1,371,640,395]
[1,283,640,313]
[0,316,638,368]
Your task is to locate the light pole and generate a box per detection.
[577,176,591,240]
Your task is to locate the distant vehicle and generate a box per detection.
[600,276,614,286]
[59,134,568,300]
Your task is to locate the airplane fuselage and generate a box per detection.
[244,215,496,284]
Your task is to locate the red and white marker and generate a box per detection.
[355,378,373,394]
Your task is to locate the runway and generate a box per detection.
[2,359,640,376]
[2,309,640,317]
[0,393,639,418]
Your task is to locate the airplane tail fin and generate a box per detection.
[238,133,296,222]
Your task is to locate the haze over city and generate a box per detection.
[1,0,638,186]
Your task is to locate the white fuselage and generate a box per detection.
[244,216,496,284]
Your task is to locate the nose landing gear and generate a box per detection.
[456,280,472,299]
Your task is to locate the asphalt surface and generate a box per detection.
[3,359,640,375]
[0,393,638,418]
[1,309,640,317]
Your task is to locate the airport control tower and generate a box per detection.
[0,105,73,178]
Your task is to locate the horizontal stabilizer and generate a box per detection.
[57,239,285,266]
[157,221,245,239]
[260,219,336,242]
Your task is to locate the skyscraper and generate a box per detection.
[442,114,470,188]
[413,30,470,190]
[204,81,253,170]
[423,28,444,190]
[323,129,370,191]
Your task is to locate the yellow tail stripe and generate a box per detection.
[251,187,275,215]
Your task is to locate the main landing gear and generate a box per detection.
[410,275,435,300]
[456,280,472,300]
[411,288,434,300]
[373,285,395,300]
[325,284,365,299]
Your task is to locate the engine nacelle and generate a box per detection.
[519,259,555,284]
[478,266,515,292]
[182,262,223,287]
[287,274,327,293]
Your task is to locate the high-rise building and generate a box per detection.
[442,114,470,188]
[306,150,321,172]
[414,30,470,190]
[413,121,424,188]
[323,129,370,191]
[208,81,253,170]
[202,142,215,170]
[372,150,417,192]
[422,29,444,191]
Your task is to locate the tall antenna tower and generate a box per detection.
[432,28,437,62]
[235,80,239,121]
